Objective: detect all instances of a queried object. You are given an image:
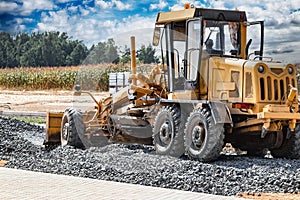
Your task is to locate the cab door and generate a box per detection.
[184,18,203,92]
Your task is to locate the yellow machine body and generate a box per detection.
[45,5,300,161]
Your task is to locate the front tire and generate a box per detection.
[271,125,300,159]
[152,106,185,157]
[184,107,224,162]
[61,108,85,148]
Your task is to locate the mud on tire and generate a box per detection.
[152,106,185,157]
[184,107,224,162]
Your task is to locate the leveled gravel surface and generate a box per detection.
[0,116,300,196]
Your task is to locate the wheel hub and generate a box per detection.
[192,125,205,147]
[107,117,115,135]
[62,122,69,141]
[159,122,171,144]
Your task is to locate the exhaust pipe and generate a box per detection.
[130,36,137,85]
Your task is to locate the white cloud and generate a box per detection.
[150,0,168,11]
[291,11,300,25]
[114,0,131,11]
[95,0,113,9]
[95,0,131,11]
[68,6,78,13]
[0,2,18,14]
[20,0,55,16]
[79,6,90,16]
[55,0,77,3]
[112,15,156,48]
[15,18,34,24]
[34,6,156,49]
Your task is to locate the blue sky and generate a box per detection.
[1,0,300,63]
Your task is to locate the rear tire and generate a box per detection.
[271,125,300,159]
[184,107,224,162]
[61,108,85,148]
[152,106,185,157]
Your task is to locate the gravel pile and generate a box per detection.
[1,116,300,196]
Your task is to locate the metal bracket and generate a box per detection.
[261,119,270,138]
[289,119,296,132]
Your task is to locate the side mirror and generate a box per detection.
[152,27,161,46]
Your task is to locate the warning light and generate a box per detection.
[184,3,190,9]
[232,103,253,109]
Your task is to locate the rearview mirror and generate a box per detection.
[152,27,161,46]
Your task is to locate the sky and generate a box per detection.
[0,0,300,63]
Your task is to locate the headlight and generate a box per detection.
[288,67,294,75]
[258,65,265,73]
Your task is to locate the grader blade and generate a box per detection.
[44,112,63,145]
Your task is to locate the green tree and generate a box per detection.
[120,46,131,64]
[66,43,88,66]
[14,33,30,66]
[137,44,158,64]
[0,32,16,68]
[83,38,119,64]
[105,38,119,63]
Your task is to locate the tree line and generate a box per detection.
[0,31,158,68]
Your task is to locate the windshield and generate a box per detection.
[203,20,240,56]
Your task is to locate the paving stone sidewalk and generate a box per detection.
[0,167,244,200]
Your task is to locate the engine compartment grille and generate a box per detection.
[259,75,296,102]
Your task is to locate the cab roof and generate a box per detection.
[156,8,247,25]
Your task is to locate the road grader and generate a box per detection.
[45,4,300,162]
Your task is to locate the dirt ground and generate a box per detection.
[0,89,109,113]
[0,89,300,200]
[238,193,300,200]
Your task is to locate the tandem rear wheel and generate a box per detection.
[152,106,185,158]
[184,107,225,162]
[152,105,225,162]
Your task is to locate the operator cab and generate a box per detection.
[153,6,264,97]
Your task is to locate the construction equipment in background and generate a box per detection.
[45,4,300,161]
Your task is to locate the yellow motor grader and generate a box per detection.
[45,5,300,161]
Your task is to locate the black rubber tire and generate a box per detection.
[271,125,300,159]
[61,108,85,148]
[152,106,185,157]
[184,107,224,162]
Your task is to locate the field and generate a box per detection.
[0,64,130,91]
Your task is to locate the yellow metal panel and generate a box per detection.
[216,82,235,91]
[263,104,290,113]
[233,118,263,128]
[156,9,196,24]
[168,90,198,100]
[257,112,300,120]
[46,112,63,128]
[208,57,243,102]
[46,112,63,143]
